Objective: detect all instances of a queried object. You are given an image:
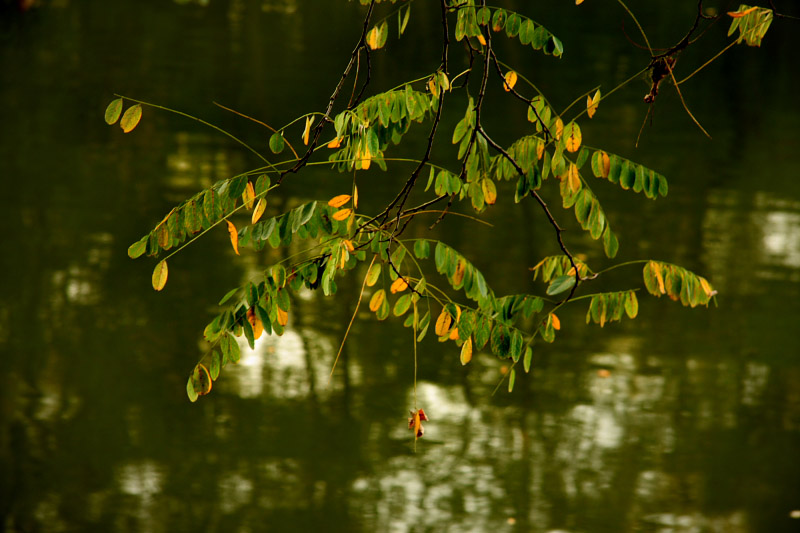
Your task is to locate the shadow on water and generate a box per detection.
[1,1,799,532]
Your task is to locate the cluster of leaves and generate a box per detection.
[105,0,775,407]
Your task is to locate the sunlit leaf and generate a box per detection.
[120,104,142,133]
[481,178,497,205]
[460,337,473,366]
[332,208,352,221]
[587,89,600,118]
[226,219,240,255]
[252,198,267,224]
[243,181,255,210]
[302,116,313,145]
[408,408,427,439]
[328,194,352,208]
[434,309,453,337]
[369,289,386,312]
[551,313,561,330]
[563,122,582,152]
[503,70,518,92]
[104,98,123,125]
[277,307,288,326]
[390,277,408,294]
[152,260,168,291]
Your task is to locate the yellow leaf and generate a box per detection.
[332,208,352,221]
[328,194,352,208]
[453,258,466,286]
[576,0,585,4]
[536,139,545,160]
[434,309,452,337]
[699,277,714,297]
[728,6,757,17]
[247,307,263,340]
[327,137,342,149]
[252,198,267,224]
[302,116,313,146]
[243,181,255,210]
[554,117,564,140]
[587,89,601,118]
[226,219,239,255]
[449,327,459,341]
[476,34,487,46]
[564,122,582,153]
[366,26,380,50]
[567,163,581,193]
[276,307,288,326]
[503,70,518,92]
[353,185,359,209]
[120,104,143,133]
[551,313,561,330]
[390,277,408,294]
[361,144,372,170]
[427,78,438,98]
[460,337,473,365]
[369,289,385,312]
[481,178,497,205]
[600,151,610,178]
[152,260,168,291]
[652,262,666,294]
[407,408,428,439]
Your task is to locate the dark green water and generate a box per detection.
[2,1,800,532]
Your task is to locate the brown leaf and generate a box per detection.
[408,408,428,439]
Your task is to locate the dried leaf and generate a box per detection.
[252,198,267,224]
[587,89,601,118]
[226,219,240,255]
[332,208,352,221]
[328,194,352,208]
[152,260,168,291]
[408,408,428,439]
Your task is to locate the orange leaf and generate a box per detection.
[503,70,518,92]
[476,34,487,46]
[554,117,564,140]
[327,137,342,149]
[587,89,601,119]
[247,307,263,339]
[369,289,386,312]
[276,307,288,326]
[342,239,355,252]
[728,6,757,17]
[252,198,267,224]
[600,151,610,178]
[243,181,255,210]
[225,220,240,255]
[567,163,581,193]
[551,313,561,330]
[353,185,359,209]
[448,326,459,340]
[390,277,408,294]
[332,208,352,221]
[408,408,428,439]
[434,309,452,337]
[328,194,352,208]
[576,0,585,4]
[302,116,313,146]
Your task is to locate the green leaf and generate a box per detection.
[523,346,533,373]
[505,13,521,37]
[603,226,619,258]
[105,98,123,125]
[186,376,199,402]
[120,104,143,133]
[546,274,576,296]
[393,294,412,316]
[509,330,524,362]
[210,350,221,380]
[508,368,516,393]
[218,287,239,306]
[624,291,638,319]
[414,239,430,259]
[127,236,148,259]
[269,132,285,154]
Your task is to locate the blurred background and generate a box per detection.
[1,1,799,531]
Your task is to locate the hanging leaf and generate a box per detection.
[210,351,221,380]
[252,198,267,224]
[152,260,168,291]
[390,277,408,294]
[460,337,473,365]
[332,208,352,221]
[302,116,313,145]
[269,132,285,154]
[408,408,428,439]
[508,368,516,392]
[366,262,381,287]
[523,346,533,373]
[226,219,240,255]
[353,185,359,209]
[104,98,123,125]
[563,122,582,152]
[551,313,561,330]
[327,136,342,149]
[246,307,263,339]
[243,181,255,210]
[191,364,213,397]
[366,26,380,50]
[434,309,453,337]
[546,274,576,296]
[276,307,289,326]
[503,70,518,92]
[328,194,352,208]
[120,104,143,133]
[587,89,601,118]
[369,289,386,312]
[481,178,497,205]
